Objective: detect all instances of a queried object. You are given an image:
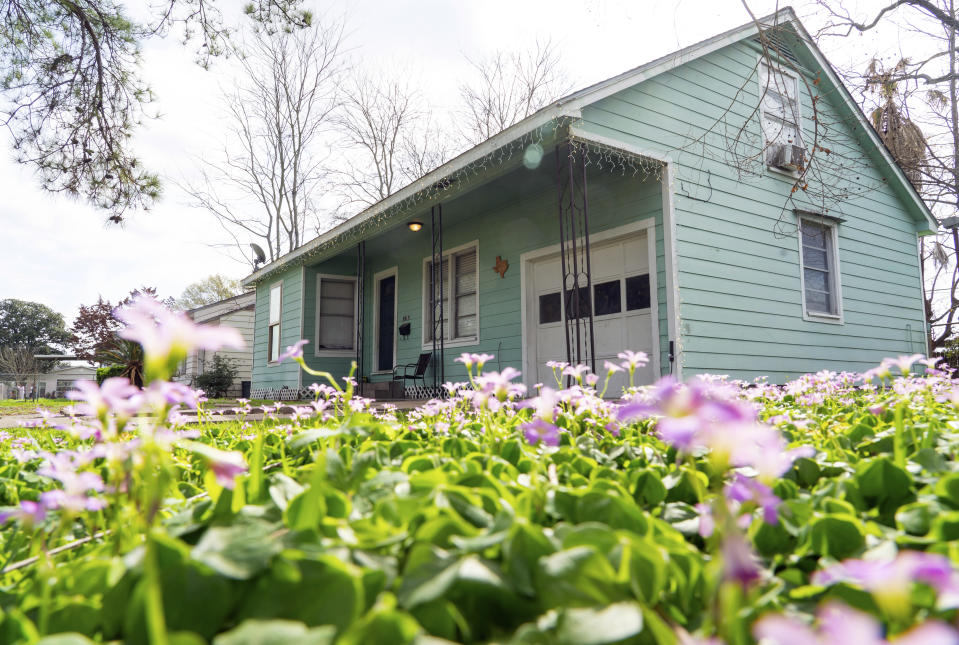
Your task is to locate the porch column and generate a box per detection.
[430,204,445,392]
[555,139,596,374]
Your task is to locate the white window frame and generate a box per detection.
[314,274,358,358]
[372,267,399,374]
[421,240,480,350]
[797,215,844,324]
[268,282,282,363]
[758,59,803,175]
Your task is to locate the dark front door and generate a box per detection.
[376,275,396,372]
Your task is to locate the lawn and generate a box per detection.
[1,351,957,644]
[0,398,72,417]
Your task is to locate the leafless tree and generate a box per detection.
[333,71,452,209]
[0,346,46,388]
[458,39,572,145]
[181,18,345,264]
[811,0,959,353]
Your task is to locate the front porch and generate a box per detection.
[252,128,676,399]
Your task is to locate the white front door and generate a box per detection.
[526,230,657,395]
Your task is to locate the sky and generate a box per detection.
[0,0,904,326]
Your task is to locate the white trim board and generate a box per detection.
[372,266,399,374]
[520,217,661,390]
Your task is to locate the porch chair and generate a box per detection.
[392,352,432,395]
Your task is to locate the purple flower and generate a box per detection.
[143,380,201,409]
[0,500,47,526]
[604,360,624,374]
[522,418,561,447]
[116,296,244,379]
[695,502,715,538]
[474,367,526,402]
[455,352,494,370]
[721,532,762,587]
[278,339,309,363]
[617,350,649,370]
[39,489,107,513]
[181,440,247,490]
[68,377,142,419]
[812,551,959,609]
[754,602,959,645]
[725,473,781,525]
[210,455,248,489]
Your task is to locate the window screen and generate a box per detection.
[318,278,355,350]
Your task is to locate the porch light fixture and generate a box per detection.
[407,220,423,232]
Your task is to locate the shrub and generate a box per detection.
[95,364,126,384]
[195,353,238,397]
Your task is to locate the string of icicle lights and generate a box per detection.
[253,118,665,283]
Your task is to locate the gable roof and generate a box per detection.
[243,7,937,286]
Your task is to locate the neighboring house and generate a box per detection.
[174,292,256,397]
[242,9,936,398]
[1,364,97,399]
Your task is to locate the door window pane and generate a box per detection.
[564,286,591,320]
[593,280,622,316]
[539,292,562,324]
[625,274,651,311]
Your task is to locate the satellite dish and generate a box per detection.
[250,243,266,268]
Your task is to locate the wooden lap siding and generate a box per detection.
[252,266,304,390]
[575,39,926,381]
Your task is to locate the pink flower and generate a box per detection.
[278,339,309,363]
[474,367,525,402]
[522,418,561,447]
[721,532,762,587]
[116,296,244,379]
[455,353,495,370]
[180,440,247,490]
[604,360,624,374]
[618,350,649,370]
[812,551,959,608]
[0,500,47,526]
[754,602,959,645]
[726,473,781,525]
[68,378,142,419]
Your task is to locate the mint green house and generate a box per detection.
[242,9,936,398]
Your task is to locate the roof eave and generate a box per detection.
[241,104,581,287]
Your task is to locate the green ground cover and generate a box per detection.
[1,300,958,644]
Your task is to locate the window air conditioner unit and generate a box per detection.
[767,143,805,171]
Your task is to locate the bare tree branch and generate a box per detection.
[180,18,345,265]
[458,39,571,145]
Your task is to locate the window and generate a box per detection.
[316,276,357,353]
[593,280,622,316]
[564,286,591,320]
[759,62,801,154]
[539,292,562,324]
[625,274,651,311]
[268,283,281,362]
[798,218,842,320]
[425,245,478,344]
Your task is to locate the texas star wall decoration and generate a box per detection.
[493,256,509,278]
